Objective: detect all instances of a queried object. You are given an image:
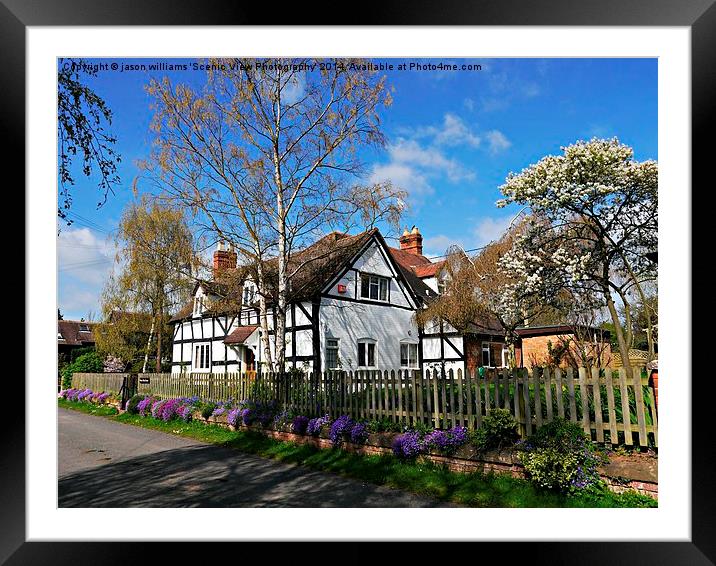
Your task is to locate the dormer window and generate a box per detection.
[58,332,64,340]
[193,295,205,316]
[242,282,256,305]
[79,324,90,332]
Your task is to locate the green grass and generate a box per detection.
[58,398,119,417]
[59,400,656,508]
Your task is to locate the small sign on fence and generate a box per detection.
[139,377,150,384]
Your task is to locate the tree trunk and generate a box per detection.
[155,313,162,373]
[605,292,633,381]
[142,318,155,373]
[256,260,273,372]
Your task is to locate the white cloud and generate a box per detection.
[485,130,512,154]
[422,234,466,258]
[58,227,117,319]
[387,139,475,183]
[370,162,434,201]
[434,113,481,148]
[472,215,513,246]
[58,227,116,285]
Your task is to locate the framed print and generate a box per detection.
[5,0,710,562]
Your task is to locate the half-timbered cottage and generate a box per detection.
[170,227,508,374]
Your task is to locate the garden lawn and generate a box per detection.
[59,400,656,508]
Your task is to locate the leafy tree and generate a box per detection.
[415,216,577,366]
[57,58,121,223]
[98,196,196,372]
[143,58,405,370]
[496,138,657,379]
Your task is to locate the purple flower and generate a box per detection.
[212,406,227,417]
[350,422,368,445]
[307,414,331,436]
[291,415,309,435]
[240,408,253,426]
[176,404,193,422]
[151,399,166,419]
[159,398,182,421]
[137,396,154,417]
[392,431,423,459]
[329,415,354,447]
[422,426,468,454]
[227,407,241,427]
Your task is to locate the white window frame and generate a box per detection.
[193,295,205,317]
[357,339,377,368]
[359,273,388,302]
[194,343,211,371]
[481,341,507,369]
[400,342,419,369]
[326,338,340,370]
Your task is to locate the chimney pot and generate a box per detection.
[399,226,423,256]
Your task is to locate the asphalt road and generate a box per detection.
[58,408,452,507]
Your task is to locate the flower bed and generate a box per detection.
[59,387,115,406]
[113,396,658,500]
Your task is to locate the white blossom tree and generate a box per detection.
[496,138,658,378]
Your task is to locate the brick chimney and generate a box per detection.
[213,241,237,279]
[399,226,423,256]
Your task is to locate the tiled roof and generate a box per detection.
[224,325,259,344]
[412,261,446,278]
[387,246,432,269]
[57,320,96,346]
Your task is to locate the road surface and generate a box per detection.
[58,408,452,507]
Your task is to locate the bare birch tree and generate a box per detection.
[143,58,404,371]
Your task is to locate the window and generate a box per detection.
[357,340,376,367]
[243,283,256,305]
[194,344,211,370]
[193,295,205,316]
[57,332,64,340]
[400,343,418,369]
[360,274,388,301]
[79,323,90,332]
[326,338,339,370]
[481,341,506,368]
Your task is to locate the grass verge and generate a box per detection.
[59,401,656,508]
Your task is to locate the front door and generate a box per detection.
[244,346,256,376]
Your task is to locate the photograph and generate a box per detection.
[55,56,660,510]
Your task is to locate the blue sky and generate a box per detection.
[58,58,658,321]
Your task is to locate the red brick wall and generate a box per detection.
[520,333,612,368]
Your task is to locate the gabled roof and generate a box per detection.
[224,325,259,344]
[170,228,451,322]
[57,320,96,345]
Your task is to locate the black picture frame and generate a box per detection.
[6,0,708,562]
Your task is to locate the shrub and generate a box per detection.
[422,426,468,455]
[61,351,104,389]
[470,408,520,452]
[366,418,402,433]
[517,418,606,493]
[272,410,294,432]
[307,414,331,436]
[201,402,217,420]
[291,415,309,435]
[392,431,423,459]
[126,394,144,414]
[349,422,369,445]
[329,415,355,447]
